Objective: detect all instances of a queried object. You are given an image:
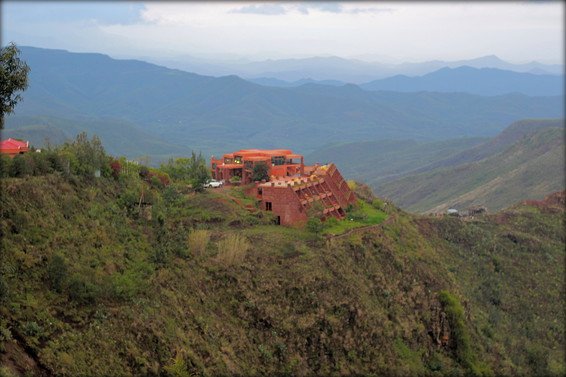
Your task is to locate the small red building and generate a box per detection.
[0,138,29,157]
[212,149,356,226]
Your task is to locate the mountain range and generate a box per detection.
[359,66,563,96]
[148,54,564,83]
[3,46,564,161]
[309,119,565,213]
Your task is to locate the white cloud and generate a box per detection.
[3,1,564,63]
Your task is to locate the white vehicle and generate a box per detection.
[205,179,223,188]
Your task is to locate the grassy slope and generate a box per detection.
[380,126,565,213]
[0,174,564,376]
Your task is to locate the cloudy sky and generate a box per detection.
[2,1,564,64]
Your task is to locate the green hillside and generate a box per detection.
[7,47,564,157]
[379,125,565,213]
[0,141,564,376]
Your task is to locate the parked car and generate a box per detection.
[205,179,223,188]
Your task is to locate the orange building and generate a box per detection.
[0,138,30,157]
[211,149,356,226]
[211,149,304,185]
[257,163,356,225]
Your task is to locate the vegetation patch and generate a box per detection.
[323,199,387,235]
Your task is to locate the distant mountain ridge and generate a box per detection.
[147,53,563,83]
[360,66,564,96]
[249,66,563,97]
[4,46,564,159]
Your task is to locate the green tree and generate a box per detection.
[61,132,107,177]
[161,152,209,191]
[1,43,30,128]
[252,162,269,182]
[189,152,210,192]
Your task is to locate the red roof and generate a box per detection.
[0,138,29,151]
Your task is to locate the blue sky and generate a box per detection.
[2,1,564,64]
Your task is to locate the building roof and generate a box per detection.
[229,149,297,157]
[0,138,29,151]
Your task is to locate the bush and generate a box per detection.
[111,270,145,301]
[0,277,8,304]
[0,155,12,178]
[47,254,68,293]
[9,154,31,177]
[252,162,269,182]
[139,166,150,180]
[216,234,250,265]
[187,229,210,257]
[110,160,121,179]
[67,274,98,305]
[306,217,324,234]
[29,151,52,175]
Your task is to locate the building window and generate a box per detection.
[258,187,263,195]
[271,156,285,166]
[266,202,272,211]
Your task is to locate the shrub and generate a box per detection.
[252,162,269,182]
[139,166,150,179]
[187,229,210,257]
[150,175,163,189]
[306,217,324,234]
[111,270,144,301]
[0,154,12,178]
[47,254,68,293]
[45,149,67,174]
[67,274,98,305]
[0,277,8,304]
[324,217,339,228]
[110,160,121,179]
[9,154,31,177]
[22,321,42,338]
[29,151,52,175]
[216,234,250,266]
[118,187,141,216]
[0,366,17,377]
